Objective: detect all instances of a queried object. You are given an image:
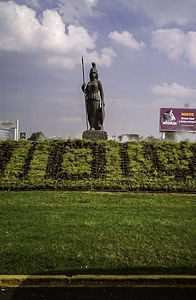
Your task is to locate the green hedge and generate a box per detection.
[0,139,195,191]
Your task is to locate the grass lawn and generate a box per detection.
[0,191,195,275]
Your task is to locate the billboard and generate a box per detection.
[160,108,196,132]
[20,132,26,139]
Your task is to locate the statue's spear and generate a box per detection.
[81,56,88,130]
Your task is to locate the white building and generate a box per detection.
[0,120,19,141]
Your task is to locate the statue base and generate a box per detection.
[82,130,108,141]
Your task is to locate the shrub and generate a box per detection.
[0,139,196,191]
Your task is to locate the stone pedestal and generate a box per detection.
[82,130,108,141]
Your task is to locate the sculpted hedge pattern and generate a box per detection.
[0,140,195,191]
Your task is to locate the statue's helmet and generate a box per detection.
[90,62,97,74]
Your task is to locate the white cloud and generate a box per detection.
[150,83,196,98]
[0,1,40,51]
[151,28,196,68]
[124,0,196,26]
[0,1,115,68]
[85,47,116,67]
[109,31,145,50]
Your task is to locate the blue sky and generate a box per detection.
[1,0,196,140]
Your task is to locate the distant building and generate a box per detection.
[0,120,19,141]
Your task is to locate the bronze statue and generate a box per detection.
[81,62,105,130]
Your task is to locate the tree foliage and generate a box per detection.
[118,133,143,142]
[28,132,46,141]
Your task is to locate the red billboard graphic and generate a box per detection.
[160,108,196,132]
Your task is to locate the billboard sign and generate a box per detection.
[20,132,26,139]
[160,108,196,132]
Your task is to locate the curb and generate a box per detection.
[0,275,196,288]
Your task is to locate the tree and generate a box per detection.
[145,135,160,142]
[28,132,46,141]
[117,133,143,142]
[165,132,175,141]
[126,134,143,141]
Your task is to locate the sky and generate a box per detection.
[0,0,196,140]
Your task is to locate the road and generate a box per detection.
[1,287,196,300]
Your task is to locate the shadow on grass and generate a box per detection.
[30,266,196,276]
[31,266,196,276]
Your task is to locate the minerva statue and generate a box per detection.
[81,61,105,130]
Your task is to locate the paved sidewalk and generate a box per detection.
[1,287,196,300]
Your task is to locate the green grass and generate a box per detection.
[0,191,195,275]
